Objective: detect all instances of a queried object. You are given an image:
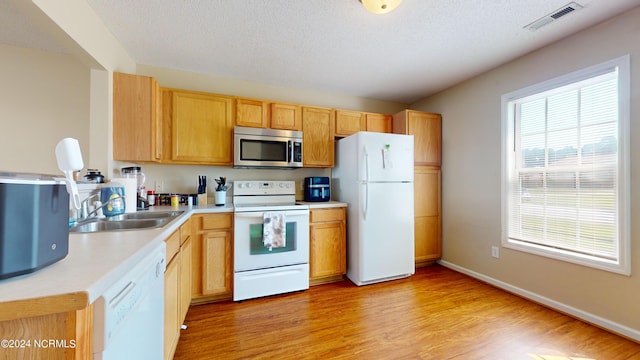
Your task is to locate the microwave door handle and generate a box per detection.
[287,140,292,164]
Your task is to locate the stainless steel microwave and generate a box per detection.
[233,126,303,168]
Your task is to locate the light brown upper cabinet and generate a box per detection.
[334,109,365,137]
[235,98,269,128]
[364,113,392,133]
[270,102,301,131]
[113,72,162,162]
[335,110,392,137]
[163,89,234,165]
[235,97,301,131]
[302,106,335,168]
[393,110,442,166]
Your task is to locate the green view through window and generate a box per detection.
[501,55,630,274]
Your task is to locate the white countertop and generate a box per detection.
[296,200,347,208]
[0,205,233,317]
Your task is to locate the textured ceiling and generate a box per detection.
[4,0,640,104]
[0,0,68,53]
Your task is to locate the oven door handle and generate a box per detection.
[234,210,309,218]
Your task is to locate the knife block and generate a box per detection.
[197,192,207,206]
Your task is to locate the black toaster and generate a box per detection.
[304,177,330,202]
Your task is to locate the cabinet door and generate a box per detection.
[310,222,346,279]
[409,111,441,166]
[302,106,335,167]
[365,113,392,133]
[271,102,301,130]
[201,230,232,297]
[393,110,441,166]
[414,167,441,263]
[236,98,268,128]
[170,91,234,164]
[309,208,346,284]
[179,236,192,322]
[335,109,364,137]
[113,72,162,162]
[191,214,233,302]
[0,306,93,360]
[164,256,179,360]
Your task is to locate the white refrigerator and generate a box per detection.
[332,131,415,286]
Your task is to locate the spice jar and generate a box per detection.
[147,190,156,206]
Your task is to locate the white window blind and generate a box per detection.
[502,56,630,274]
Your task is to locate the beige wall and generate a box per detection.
[137,65,408,114]
[129,65,408,198]
[0,44,90,174]
[412,7,640,338]
[11,0,640,338]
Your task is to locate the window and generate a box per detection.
[501,55,630,274]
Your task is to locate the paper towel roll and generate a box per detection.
[55,138,84,172]
[55,138,84,210]
[110,178,138,213]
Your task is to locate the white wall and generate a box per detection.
[412,7,640,338]
[0,44,90,174]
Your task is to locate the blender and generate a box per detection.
[121,167,147,210]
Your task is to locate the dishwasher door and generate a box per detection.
[93,243,166,360]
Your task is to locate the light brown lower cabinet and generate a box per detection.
[0,304,93,359]
[191,213,234,303]
[414,166,442,265]
[179,236,192,319]
[309,207,346,285]
[164,219,192,360]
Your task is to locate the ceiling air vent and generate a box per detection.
[524,2,584,31]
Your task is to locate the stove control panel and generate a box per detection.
[234,180,295,196]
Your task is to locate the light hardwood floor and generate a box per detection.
[174,265,640,359]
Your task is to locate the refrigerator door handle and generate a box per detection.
[363,146,369,183]
[362,181,368,220]
[362,146,369,220]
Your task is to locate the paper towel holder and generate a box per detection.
[54,138,84,210]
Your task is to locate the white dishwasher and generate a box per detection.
[93,243,166,360]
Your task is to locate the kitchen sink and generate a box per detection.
[106,211,184,221]
[69,211,184,233]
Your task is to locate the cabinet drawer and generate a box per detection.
[201,213,233,230]
[165,230,181,262]
[180,218,191,244]
[310,208,345,223]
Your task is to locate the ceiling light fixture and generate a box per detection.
[360,0,402,15]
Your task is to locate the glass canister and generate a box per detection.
[121,167,146,194]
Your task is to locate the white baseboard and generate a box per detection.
[437,260,640,342]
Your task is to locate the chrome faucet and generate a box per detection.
[80,192,101,220]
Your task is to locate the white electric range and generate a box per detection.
[232,180,310,301]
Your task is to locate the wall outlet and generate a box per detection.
[491,246,500,258]
[155,180,164,193]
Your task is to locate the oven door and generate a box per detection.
[234,209,309,272]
